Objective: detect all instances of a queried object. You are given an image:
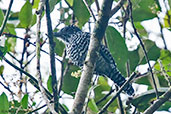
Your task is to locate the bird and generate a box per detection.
[54,25,134,96]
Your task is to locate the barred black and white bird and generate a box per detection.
[54,25,134,96]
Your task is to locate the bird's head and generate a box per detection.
[54,25,81,44]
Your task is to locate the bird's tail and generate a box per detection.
[109,69,134,96]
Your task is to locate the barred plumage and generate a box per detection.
[54,25,134,96]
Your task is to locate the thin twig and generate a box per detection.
[58,50,67,96]
[24,54,36,68]
[28,104,47,114]
[7,52,20,63]
[96,87,115,105]
[0,0,14,35]
[116,86,124,114]
[163,0,171,27]
[128,0,159,99]
[122,5,130,38]
[83,75,99,114]
[83,0,96,21]
[3,57,68,113]
[97,72,137,114]
[132,107,137,114]
[64,0,73,10]
[94,0,100,12]
[3,33,62,62]
[19,32,29,90]
[0,80,14,96]
[45,0,58,112]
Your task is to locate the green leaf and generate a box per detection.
[135,75,152,89]
[49,0,60,12]
[0,65,4,75]
[62,65,80,95]
[0,9,4,26]
[94,77,110,102]
[73,0,90,27]
[158,101,171,111]
[164,10,171,28]
[61,104,69,112]
[168,0,171,12]
[54,38,65,56]
[19,0,32,28]
[128,87,169,112]
[134,22,147,37]
[88,99,99,113]
[138,40,160,64]
[33,0,40,9]
[5,37,16,53]
[106,26,128,76]
[128,49,140,73]
[5,24,16,35]
[9,100,27,114]
[31,14,37,26]
[47,75,53,93]
[0,93,9,114]
[0,46,7,60]
[21,94,28,109]
[66,0,74,6]
[154,50,171,87]
[132,0,157,22]
[94,77,118,112]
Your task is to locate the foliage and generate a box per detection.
[0,0,170,114]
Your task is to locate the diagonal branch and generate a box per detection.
[69,0,113,114]
[0,0,14,35]
[97,72,137,114]
[110,0,126,18]
[143,87,171,114]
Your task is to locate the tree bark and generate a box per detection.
[69,0,113,114]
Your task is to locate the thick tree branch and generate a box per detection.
[143,87,171,114]
[83,0,96,21]
[69,0,113,114]
[45,0,58,112]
